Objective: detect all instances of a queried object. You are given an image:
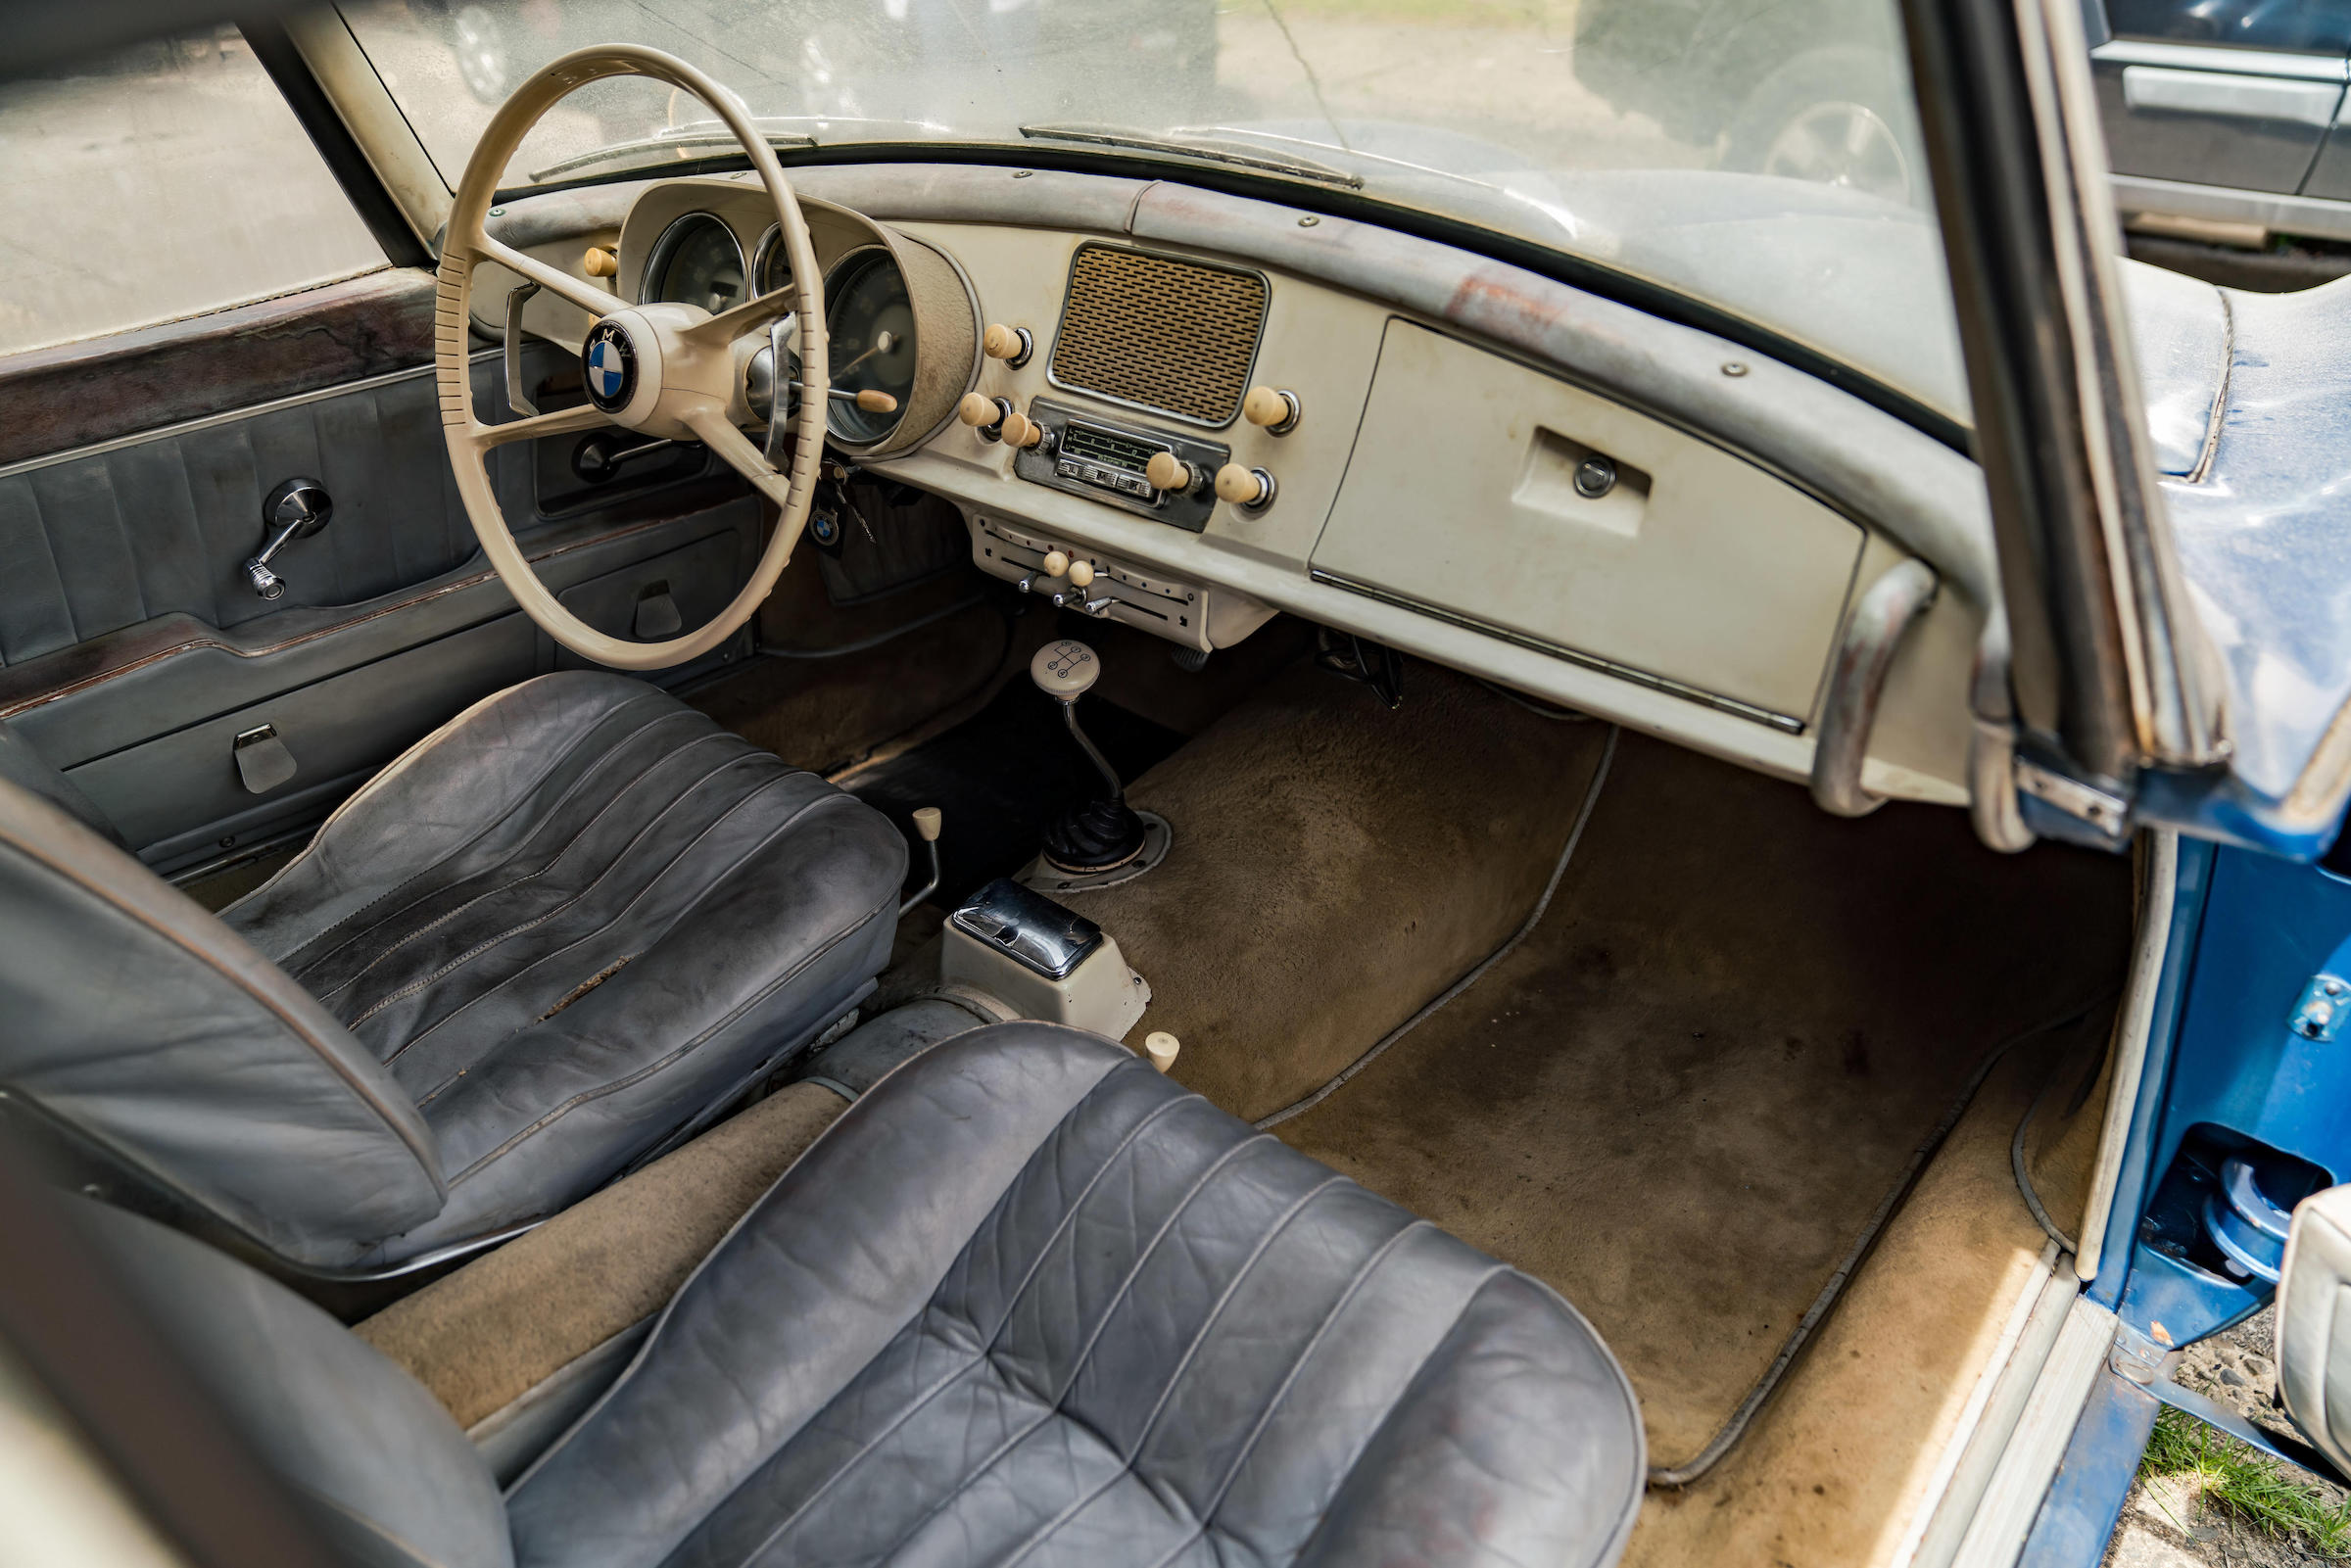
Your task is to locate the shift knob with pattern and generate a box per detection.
[1031,639,1101,700]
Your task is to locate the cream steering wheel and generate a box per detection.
[436,45,826,670]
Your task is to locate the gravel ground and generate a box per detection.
[2103,1308,2348,1567]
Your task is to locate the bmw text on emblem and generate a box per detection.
[582,321,637,411]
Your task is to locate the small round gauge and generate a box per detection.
[644,213,745,315]
[823,248,917,447]
[752,225,794,298]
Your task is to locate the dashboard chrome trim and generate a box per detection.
[1308,566,1808,734]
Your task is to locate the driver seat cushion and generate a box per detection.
[221,671,907,1259]
[505,1022,1646,1567]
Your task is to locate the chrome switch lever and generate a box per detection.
[242,478,333,601]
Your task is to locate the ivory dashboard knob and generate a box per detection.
[1143,451,1193,493]
[1242,386,1298,431]
[1042,549,1070,577]
[583,245,619,279]
[982,323,1032,364]
[854,389,898,413]
[1001,410,1045,449]
[956,392,998,428]
[1067,559,1096,589]
[1215,463,1272,506]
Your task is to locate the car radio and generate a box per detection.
[1013,398,1228,533]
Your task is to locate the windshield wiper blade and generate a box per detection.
[1018,122,1364,189]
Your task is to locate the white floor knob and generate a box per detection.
[1144,1031,1179,1072]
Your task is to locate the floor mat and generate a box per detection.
[1072,658,1616,1120]
[839,680,1185,909]
[1265,730,2133,1476]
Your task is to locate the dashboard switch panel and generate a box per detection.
[1014,399,1227,532]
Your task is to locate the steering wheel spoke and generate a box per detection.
[472,402,614,451]
[479,236,620,320]
[680,289,800,353]
[681,404,796,509]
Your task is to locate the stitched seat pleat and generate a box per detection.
[653,1071,1460,1568]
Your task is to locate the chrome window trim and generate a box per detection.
[2112,170,2351,239]
[2091,38,2351,82]
[2119,64,2344,125]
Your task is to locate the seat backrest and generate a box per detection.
[71,1197,514,1568]
[0,777,445,1267]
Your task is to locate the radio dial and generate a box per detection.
[1144,451,1194,493]
[1002,411,1045,449]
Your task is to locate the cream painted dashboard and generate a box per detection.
[479,168,1983,808]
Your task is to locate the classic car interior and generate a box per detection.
[0,13,2188,1568]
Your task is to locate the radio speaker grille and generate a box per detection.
[1049,246,1267,425]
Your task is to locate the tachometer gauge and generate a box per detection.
[644,213,744,315]
[823,248,917,447]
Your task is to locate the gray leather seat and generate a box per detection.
[79,1022,1646,1567]
[0,672,904,1269]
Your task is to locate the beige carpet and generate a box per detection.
[359,1082,845,1429]
[1072,658,1615,1121]
[1074,673,2135,1478]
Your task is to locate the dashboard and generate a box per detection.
[473,166,1986,809]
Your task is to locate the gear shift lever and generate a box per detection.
[1031,639,1148,873]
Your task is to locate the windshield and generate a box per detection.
[341,0,1965,423]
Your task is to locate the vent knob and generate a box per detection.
[1068,559,1096,589]
[1242,386,1300,434]
[1042,549,1070,577]
[982,324,1033,366]
[1144,451,1194,493]
[1215,463,1274,508]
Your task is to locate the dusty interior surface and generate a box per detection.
[1077,658,1615,1120]
[1078,675,2134,1476]
[358,1081,845,1429]
[1625,1049,2069,1564]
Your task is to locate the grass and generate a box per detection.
[2138,1403,2351,1559]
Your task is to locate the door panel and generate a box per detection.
[64,613,538,861]
[0,368,472,657]
[2091,49,2342,195]
[0,271,766,872]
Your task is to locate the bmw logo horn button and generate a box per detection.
[582,321,638,412]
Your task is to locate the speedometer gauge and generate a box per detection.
[823,248,917,447]
[644,213,744,315]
